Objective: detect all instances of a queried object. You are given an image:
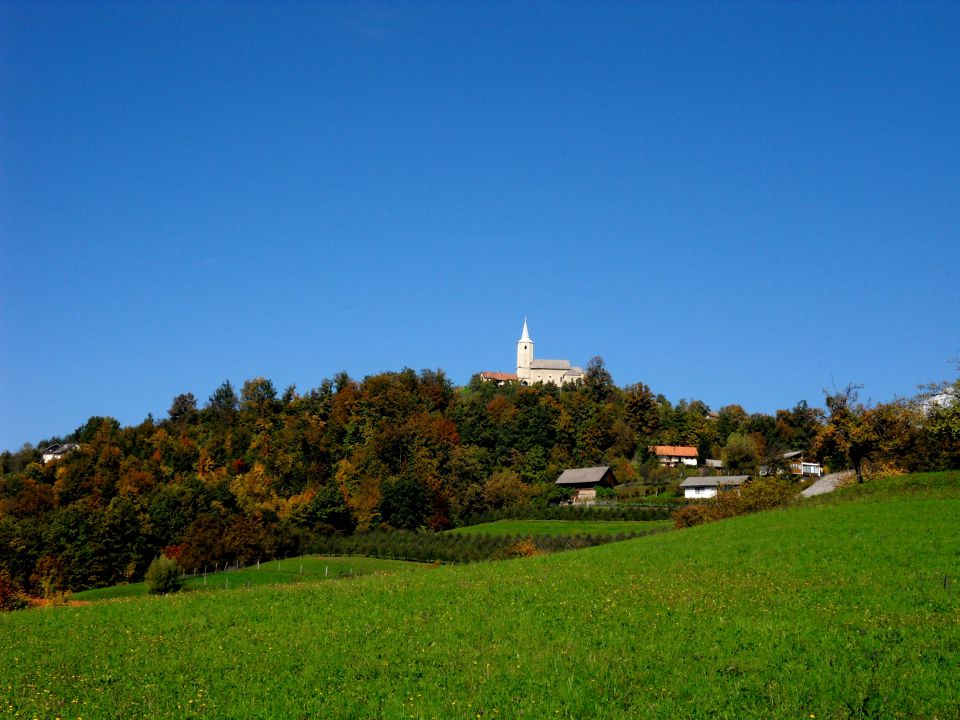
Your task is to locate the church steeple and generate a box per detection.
[517,318,534,378]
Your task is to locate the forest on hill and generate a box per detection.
[1,358,958,596]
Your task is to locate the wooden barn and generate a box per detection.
[555,466,618,505]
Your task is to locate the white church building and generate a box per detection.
[481,320,584,386]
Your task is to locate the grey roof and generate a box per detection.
[679,475,749,488]
[530,359,571,370]
[556,466,613,485]
[705,458,723,468]
[782,451,803,459]
[42,443,79,454]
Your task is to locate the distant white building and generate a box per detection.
[41,443,80,464]
[481,319,584,386]
[515,319,584,386]
[679,475,749,499]
[650,445,699,467]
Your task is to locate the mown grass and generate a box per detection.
[2,471,958,719]
[446,518,673,537]
[72,556,424,602]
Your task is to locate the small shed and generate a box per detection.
[679,475,749,500]
[555,466,618,505]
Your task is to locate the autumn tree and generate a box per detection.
[624,383,660,438]
[814,385,879,483]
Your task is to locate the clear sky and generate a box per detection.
[1,1,958,451]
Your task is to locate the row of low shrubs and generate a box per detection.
[457,503,673,527]
[307,527,667,564]
[672,478,798,529]
[2,555,185,605]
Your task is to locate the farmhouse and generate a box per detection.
[783,451,823,477]
[481,319,584,386]
[650,445,699,467]
[41,443,79,464]
[555,465,618,505]
[479,371,518,385]
[679,475,749,499]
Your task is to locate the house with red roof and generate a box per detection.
[649,445,699,467]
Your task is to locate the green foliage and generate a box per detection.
[672,478,796,529]
[2,365,956,596]
[447,519,671,537]
[379,475,431,530]
[2,472,958,717]
[0,568,27,611]
[712,477,796,518]
[672,504,713,528]
[73,556,422,602]
[144,556,183,594]
[722,432,760,475]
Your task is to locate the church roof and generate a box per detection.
[520,318,531,342]
[530,359,571,370]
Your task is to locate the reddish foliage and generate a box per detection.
[162,544,188,562]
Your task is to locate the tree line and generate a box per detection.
[1,359,957,597]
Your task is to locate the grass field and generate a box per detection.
[445,518,673,536]
[72,556,425,602]
[2,471,958,719]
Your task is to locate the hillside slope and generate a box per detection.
[2,472,959,719]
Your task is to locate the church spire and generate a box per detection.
[520,317,531,342]
[517,318,533,377]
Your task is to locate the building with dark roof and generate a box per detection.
[555,465,617,505]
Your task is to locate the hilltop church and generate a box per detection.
[481,320,585,386]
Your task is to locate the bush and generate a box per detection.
[0,569,27,611]
[713,478,795,518]
[144,556,183,595]
[673,505,713,529]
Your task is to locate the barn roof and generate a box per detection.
[555,466,614,485]
[679,475,749,488]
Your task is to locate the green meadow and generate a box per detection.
[71,556,424,602]
[2,471,959,719]
[446,518,672,537]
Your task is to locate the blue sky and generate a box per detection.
[1,1,958,451]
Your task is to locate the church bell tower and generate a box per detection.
[516,318,533,380]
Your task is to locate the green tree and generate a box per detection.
[378,475,431,530]
[583,356,615,404]
[722,433,760,475]
[624,383,660,437]
[207,380,239,419]
[167,393,198,425]
[144,555,182,594]
[240,378,278,418]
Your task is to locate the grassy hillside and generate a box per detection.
[72,556,424,602]
[2,471,958,719]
